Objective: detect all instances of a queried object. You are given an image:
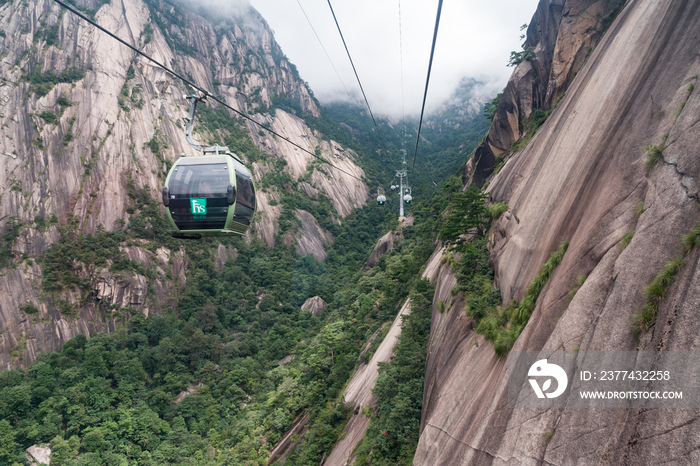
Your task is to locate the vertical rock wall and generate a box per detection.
[465,0,626,187]
[416,0,700,464]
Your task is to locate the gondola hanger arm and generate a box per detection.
[183,93,208,154]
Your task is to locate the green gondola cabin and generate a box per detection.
[162,145,256,239]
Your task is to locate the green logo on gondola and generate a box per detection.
[190,197,207,216]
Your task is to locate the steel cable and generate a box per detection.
[410,0,443,178]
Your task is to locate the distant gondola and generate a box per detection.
[162,93,256,239]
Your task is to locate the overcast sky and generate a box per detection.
[246,0,540,118]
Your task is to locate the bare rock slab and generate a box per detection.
[301,296,327,316]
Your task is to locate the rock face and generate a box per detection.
[0,243,188,370]
[26,444,51,465]
[323,301,412,466]
[416,0,700,464]
[0,0,367,367]
[363,230,396,269]
[465,0,626,187]
[267,413,310,466]
[300,296,327,317]
[250,110,368,244]
[362,215,414,269]
[294,209,333,261]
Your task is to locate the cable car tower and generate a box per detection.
[395,168,407,218]
[392,148,410,219]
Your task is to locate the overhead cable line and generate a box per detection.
[410,0,443,176]
[296,0,356,104]
[397,0,410,193]
[398,0,406,155]
[326,0,391,158]
[51,0,363,182]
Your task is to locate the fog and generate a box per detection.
[250,0,540,118]
[182,0,540,118]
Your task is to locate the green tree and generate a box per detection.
[0,420,19,464]
[50,435,80,466]
[83,346,108,378]
[319,321,346,366]
[0,384,32,422]
[117,403,169,450]
[196,300,220,333]
[507,49,525,66]
[484,93,502,121]
[81,426,111,453]
[438,186,489,249]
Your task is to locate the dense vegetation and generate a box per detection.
[24,68,86,98]
[351,280,433,466]
[1,81,488,464]
[1,175,457,465]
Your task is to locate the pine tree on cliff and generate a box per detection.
[438,186,489,249]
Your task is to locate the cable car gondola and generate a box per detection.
[162,92,256,239]
[403,187,412,205]
[377,187,386,206]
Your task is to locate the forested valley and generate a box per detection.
[9,0,700,463]
[1,155,487,466]
[0,50,491,466]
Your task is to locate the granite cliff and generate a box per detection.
[416,0,700,464]
[465,0,626,187]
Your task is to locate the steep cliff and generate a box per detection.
[465,0,626,187]
[0,0,367,367]
[417,0,700,464]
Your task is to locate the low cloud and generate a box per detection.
[251,0,539,118]
[176,0,251,20]
[178,0,539,118]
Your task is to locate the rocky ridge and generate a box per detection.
[425,77,492,131]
